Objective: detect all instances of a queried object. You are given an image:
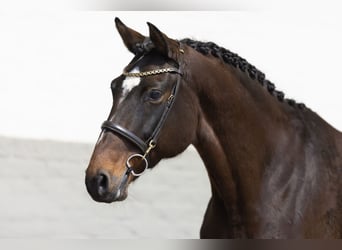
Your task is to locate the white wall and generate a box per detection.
[0,11,341,143]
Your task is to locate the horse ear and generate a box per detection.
[115,17,146,55]
[147,22,180,61]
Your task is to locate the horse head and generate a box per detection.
[85,18,198,203]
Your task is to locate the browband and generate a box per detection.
[123,67,180,78]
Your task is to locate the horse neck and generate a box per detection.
[188,53,294,215]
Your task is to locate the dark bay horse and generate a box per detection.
[85,18,342,238]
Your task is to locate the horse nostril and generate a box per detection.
[96,172,109,196]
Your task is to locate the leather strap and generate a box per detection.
[101,121,148,153]
[146,75,181,143]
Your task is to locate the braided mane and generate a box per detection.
[181,38,305,109]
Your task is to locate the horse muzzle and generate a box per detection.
[85,153,149,203]
[85,169,129,203]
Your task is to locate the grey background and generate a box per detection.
[0,136,210,238]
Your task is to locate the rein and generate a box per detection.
[101,46,184,177]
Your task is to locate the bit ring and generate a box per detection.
[126,154,148,177]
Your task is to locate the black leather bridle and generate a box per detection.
[100,47,184,177]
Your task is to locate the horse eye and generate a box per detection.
[148,89,162,101]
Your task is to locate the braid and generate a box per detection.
[181,38,306,110]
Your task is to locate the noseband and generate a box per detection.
[101,49,184,177]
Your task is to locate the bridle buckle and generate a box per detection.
[143,140,156,158]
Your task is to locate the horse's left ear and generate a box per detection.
[147,22,180,62]
[115,17,146,55]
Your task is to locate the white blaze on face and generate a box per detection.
[122,67,141,96]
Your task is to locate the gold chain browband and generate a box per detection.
[123,67,179,78]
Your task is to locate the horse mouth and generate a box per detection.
[108,184,129,202]
[113,188,128,201]
[89,184,129,203]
